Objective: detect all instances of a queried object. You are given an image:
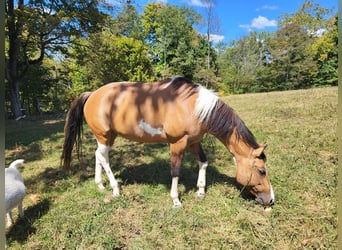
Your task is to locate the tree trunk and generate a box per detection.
[9,79,23,118]
[6,0,23,119]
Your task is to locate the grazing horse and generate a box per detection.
[61,76,274,208]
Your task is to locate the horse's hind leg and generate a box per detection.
[188,142,208,199]
[95,140,120,197]
[170,140,187,208]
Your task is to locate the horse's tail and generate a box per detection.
[61,92,92,170]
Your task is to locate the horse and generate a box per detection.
[61,76,274,208]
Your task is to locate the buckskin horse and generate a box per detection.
[61,76,274,208]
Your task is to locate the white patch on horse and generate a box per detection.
[161,80,172,89]
[193,86,219,123]
[232,157,237,166]
[95,142,120,197]
[270,183,275,203]
[161,76,178,89]
[196,161,208,198]
[139,119,163,136]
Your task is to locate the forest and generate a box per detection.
[5,0,337,119]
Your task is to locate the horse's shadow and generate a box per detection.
[19,141,255,229]
[6,198,50,243]
[116,158,255,201]
[76,142,255,202]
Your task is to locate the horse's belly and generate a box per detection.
[119,133,169,143]
[114,119,185,144]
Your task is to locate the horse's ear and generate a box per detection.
[252,143,267,157]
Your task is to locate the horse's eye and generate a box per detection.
[258,168,266,176]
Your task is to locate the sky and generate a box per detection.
[131,0,337,43]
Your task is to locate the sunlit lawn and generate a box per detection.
[5,87,337,249]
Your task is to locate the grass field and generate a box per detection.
[5,87,337,249]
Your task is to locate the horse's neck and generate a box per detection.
[223,129,253,159]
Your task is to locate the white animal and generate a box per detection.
[5,159,26,227]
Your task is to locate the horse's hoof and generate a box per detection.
[173,199,182,208]
[112,187,120,197]
[97,183,106,190]
[196,192,206,200]
[173,203,182,208]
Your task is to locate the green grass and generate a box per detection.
[5,87,337,249]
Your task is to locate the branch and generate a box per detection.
[29,35,45,65]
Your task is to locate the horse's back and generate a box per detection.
[83,80,204,145]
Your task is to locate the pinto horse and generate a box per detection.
[61,76,274,208]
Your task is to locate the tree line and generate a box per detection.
[5,0,337,119]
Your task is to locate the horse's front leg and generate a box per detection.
[95,150,105,190]
[170,141,186,208]
[95,142,120,197]
[196,161,208,199]
[188,142,208,199]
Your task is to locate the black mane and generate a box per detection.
[160,76,198,90]
[205,99,261,150]
[160,77,264,157]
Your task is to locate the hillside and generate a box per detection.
[5,86,337,249]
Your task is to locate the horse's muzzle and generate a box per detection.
[256,194,274,206]
[256,184,275,206]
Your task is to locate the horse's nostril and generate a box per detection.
[270,199,274,206]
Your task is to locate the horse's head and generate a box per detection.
[233,143,274,207]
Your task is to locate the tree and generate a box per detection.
[268,22,317,90]
[193,34,219,89]
[5,0,106,118]
[86,34,153,84]
[311,14,338,86]
[63,31,153,101]
[278,0,332,36]
[110,2,142,40]
[267,0,333,90]
[200,0,220,87]
[218,32,271,93]
[141,3,201,79]
[19,61,54,115]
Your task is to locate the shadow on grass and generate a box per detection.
[25,167,70,193]
[65,142,256,203]
[6,115,255,203]
[117,158,255,202]
[6,118,65,147]
[16,130,254,207]
[5,116,65,162]
[6,143,44,162]
[6,199,51,244]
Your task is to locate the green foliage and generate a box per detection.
[278,0,332,33]
[311,15,338,86]
[141,3,202,78]
[64,32,153,99]
[217,0,336,94]
[63,57,93,103]
[5,0,338,114]
[110,3,143,40]
[5,0,108,117]
[193,34,219,89]
[19,62,54,114]
[269,22,317,90]
[141,2,163,45]
[88,33,152,83]
[218,32,271,93]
